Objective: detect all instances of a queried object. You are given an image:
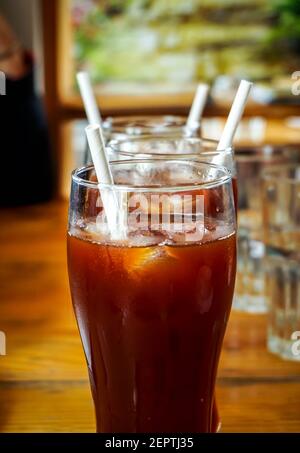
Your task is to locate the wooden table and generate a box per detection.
[0,201,300,433]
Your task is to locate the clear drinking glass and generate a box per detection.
[108,136,237,210]
[67,159,236,432]
[102,115,201,142]
[234,145,299,313]
[263,164,300,361]
[83,116,201,165]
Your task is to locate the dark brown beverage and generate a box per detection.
[68,229,236,432]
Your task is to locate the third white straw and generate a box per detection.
[77,71,102,126]
[217,80,253,151]
[186,83,209,130]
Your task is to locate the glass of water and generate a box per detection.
[102,115,201,142]
[83,116,201,165]
[234,145,299,313]
[263,164,300,361]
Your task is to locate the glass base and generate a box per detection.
[268,335,300,361]
[233,293,268,314]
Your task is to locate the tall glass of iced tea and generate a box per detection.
[67,159,236,432]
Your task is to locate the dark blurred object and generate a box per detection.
[0,53,54,206]
[0,12,54,206]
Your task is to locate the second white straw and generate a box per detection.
[186,83,209,130]
[217,79,253,151]
[77,71,102,126]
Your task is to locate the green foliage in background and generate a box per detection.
[72,0,300,87]
[270,0,300,49]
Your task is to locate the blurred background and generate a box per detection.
[71,0,300,91]
[0,0,300,433]
[1,0,300,198]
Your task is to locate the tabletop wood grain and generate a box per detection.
[0,201,299,433]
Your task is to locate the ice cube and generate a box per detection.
[124,243,165,272]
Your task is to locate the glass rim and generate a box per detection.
[102,115,188,131]
[71,159,232,192]
[262,164,300,185]
[109,135,233,158]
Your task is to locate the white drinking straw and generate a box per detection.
[217,80,253,151]
[85,124,112,185]
[186,83,209,130]
[77,71,102,125]
[85,124,125,240]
